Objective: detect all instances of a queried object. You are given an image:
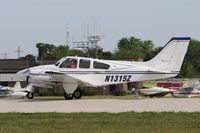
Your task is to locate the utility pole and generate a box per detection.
[15,46,23,59]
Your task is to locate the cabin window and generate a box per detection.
[93,61,110,69]
[79,59,90,68]
[55,57,66,66]
[60,58,77,69]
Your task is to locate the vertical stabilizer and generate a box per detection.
[147,37,190,72]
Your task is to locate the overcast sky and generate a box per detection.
[0,0,200,59]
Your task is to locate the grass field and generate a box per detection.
[0,112,199,133]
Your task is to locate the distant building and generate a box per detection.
[0,59,29,73]
[0,59,57,74]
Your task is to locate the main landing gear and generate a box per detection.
[64,89,82,100]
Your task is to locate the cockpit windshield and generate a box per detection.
[55,57,66,66]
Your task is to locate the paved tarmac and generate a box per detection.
[0,98,200,113]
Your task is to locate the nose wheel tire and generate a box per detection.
[64,92,73,100]
[73,89,82,99]
[26,92,34,99]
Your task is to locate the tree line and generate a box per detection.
[24,36,200,78]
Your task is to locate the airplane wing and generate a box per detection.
[45,71,97,87]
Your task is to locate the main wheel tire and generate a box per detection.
[73,89,82,99]
[64,92,73,100]
[26,92,34,99]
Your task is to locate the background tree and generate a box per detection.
[180,60,196,78]
[84,46,104,58]
[114,37,154,60]
[100,51,113,59]
[179,39,200,77]
[144,46,163,61]
[69,49,85,56]
[36,43,55,60]
[45,45,70,60]
[142,40,154,61]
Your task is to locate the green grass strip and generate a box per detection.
[0,112,200,133]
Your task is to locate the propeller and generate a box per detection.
[26,76,30,85]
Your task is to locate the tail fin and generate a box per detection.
[147,37,190,72]
[13,82,22,90]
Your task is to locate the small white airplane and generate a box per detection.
[172,87,200,98]
[139,86,174,98]
[17,37,191,99]
[0,82,32,98]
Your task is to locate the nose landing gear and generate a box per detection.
[26,92,34,99]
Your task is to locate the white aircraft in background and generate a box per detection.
[0,82,32,98]
[139,86,174,98]
[172,87,200,98]
[17,37,191,100]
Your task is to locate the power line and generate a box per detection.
[0,52,10,59]
[15,46,23,59]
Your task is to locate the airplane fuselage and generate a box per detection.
[26,60,178,89]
